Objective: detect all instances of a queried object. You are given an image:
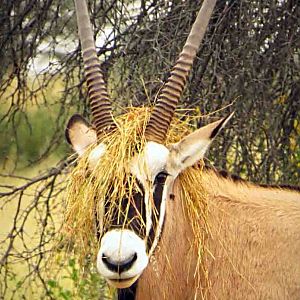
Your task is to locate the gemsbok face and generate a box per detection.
[66,111,233,288]
[66,0,220,290]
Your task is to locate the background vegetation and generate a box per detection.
[0,0,299,299]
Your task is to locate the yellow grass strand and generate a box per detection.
[62,107,209,290]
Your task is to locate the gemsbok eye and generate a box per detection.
[154,171,169,185]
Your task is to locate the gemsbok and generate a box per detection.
[65,0,300,299]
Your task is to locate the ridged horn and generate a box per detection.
[74,0,117,138]
[145,0,217,143]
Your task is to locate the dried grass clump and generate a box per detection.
[180,165,210,296]
[63,107,208,274]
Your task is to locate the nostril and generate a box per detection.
[102,253,137,274]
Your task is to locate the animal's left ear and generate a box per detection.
[169,112,234,173]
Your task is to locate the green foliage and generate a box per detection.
[46,258,112,300]
[0,106,68,169]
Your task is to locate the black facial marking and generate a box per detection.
[94,198,101,240]
[134,141,142,153]
[153,171,169,185]
[103,179,147,238]
[147,171,168,251]
[118,280,138,300]
[100,169,169,252]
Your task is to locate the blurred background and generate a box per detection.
[0,0,299,299]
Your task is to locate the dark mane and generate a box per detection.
[259,183,300,193]
[204,166,300,193]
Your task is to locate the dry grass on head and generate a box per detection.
[62,107,209,284]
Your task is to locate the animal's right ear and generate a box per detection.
[168,113,234,175]
[65,114,97,156]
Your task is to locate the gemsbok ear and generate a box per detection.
[170,112,234,172]
[65,114,97,156]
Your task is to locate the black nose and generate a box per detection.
[102,253,137,274]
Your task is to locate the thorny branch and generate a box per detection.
[0,158,73,298]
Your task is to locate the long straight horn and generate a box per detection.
[74,0,116,138]
[145,0,217,143]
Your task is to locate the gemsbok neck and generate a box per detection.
[135,169,300,299]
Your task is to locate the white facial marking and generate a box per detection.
[144,188,152,238]
[144,141,169,181]
[148,175,172,256]
[131,141,169,183]
[130,141,170,239]
[88,143,106,169]
[97,229,148,281]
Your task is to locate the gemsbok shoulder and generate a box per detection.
[64,0,300,299]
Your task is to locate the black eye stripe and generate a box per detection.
[154,171,169,185]
[101,179,146,238]
[146,174,167,251]
[98,171,168,248]
[94,196,101,240]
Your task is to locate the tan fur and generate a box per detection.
[136,169,300,299]
[67,119,96,155]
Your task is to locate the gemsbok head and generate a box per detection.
[65,0,300,299]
